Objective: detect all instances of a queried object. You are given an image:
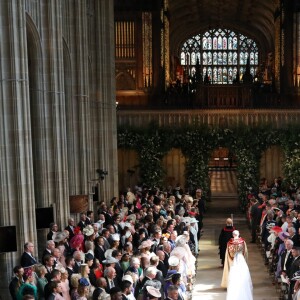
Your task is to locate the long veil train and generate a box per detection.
[226,251,253,300]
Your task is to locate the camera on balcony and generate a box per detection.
[96,169,108,180]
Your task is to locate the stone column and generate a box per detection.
[75,1,91,195]
[94,0,118,202]
[0,1,36,296]
[42,0,69,226]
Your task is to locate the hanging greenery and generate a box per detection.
[117,123,300,211]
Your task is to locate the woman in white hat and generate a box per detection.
[54,231,68,267]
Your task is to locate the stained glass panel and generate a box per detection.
[180,28,259,84]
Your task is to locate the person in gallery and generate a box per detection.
[221,230,253,300]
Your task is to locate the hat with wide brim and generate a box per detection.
[70,234,84,249]
[122,274,133,284]
[168,255,180,267]
[104,249,114,259]
[127,214,136,222]
[146,286,161,298]
[278,231,290,241]
[269,226,282,233]
[82,225,94,237]
[102,257,119,264]
[54,231,68,243]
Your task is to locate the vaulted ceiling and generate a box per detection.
[169,0,276,56]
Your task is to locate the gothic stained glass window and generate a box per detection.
[180,28,259,84]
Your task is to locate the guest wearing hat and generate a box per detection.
[16,268,37,300]
[83,225,96,243]
[85,252,94,267]
[54,232,68,267]
[78,277,90,299]
[80,263,95,298]
[110,233,121,251]
[146,285,161,300]
[218,218,236,267]
[165,256,180,281]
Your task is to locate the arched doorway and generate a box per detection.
[209,147,237,196]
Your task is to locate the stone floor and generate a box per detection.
[192,196,279,300]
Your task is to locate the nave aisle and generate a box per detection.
[192,197,278,300]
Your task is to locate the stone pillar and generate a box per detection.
[75,1,91,195]
[94,0,118,202]
[42,0,69,227]
[0,1,36,297]
[294,4,300,90]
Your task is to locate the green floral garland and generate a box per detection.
[117,124,300,211]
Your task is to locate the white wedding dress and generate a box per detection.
[226,251,253,300]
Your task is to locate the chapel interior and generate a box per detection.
[0,0,300,298]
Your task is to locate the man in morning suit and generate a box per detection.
[92,277,110,300]
[64,217,75,240]
[20,242,37,268]
[280,239,294,276]
[288,246,300,300]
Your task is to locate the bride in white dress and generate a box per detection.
[222,230,253,300]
